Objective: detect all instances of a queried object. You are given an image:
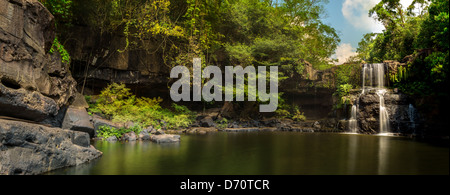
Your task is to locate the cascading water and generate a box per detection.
[369,64,373,87]
[375,63,385,88]
[349,105,358,133]
[362,65,367,94]
[351,63,390,134]
[377,89,390,134]
[373,63,390,134]
[408,104,416,133]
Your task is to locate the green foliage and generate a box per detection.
[357,0,449,96]
[45,0,342,110]
[85,95,102,116]
[335,84,353,103]
[334,63,361,88]
[39,0,73,27]
[216,117,229,129]
[291,106,306,122]
[221,0,339,70]
[96,126,120,140]
[276,106,306,121]
[49,37,71,64]
[425,52,447,84]
[275,95,307,121]
[333,83,353,109]
[92,83,196,129]
[395,81,433,96]
[96,124,143,140]
[415,0,449,50]
[389,65,410,83]
[359,0,428,62]
[275,109,291,119]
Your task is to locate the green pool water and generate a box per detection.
[48,132,449,175]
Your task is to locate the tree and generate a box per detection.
[39,0,73,28]
[357,0,448,96]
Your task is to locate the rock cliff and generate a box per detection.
[357,89,419,134]
[0,0,77,126]
[0,0,101,175]
[63,26,169,98]
[280,60,336,120]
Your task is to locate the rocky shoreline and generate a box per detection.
[0,119,102,175]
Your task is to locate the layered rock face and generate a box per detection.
[0,0,101,175]
[64,26,169,97]
[0,0,76,126]
[358,89,418,134]
[0,119,102,175]
[280,61,335,120]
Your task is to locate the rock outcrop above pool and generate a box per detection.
[0,0,101,175]
[0,0,77,126]
[0,119,102,175]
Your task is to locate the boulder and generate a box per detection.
[312,121,321,130]
[71,92,89,109]
[150,134,181,143]
[92,115,122,133]
[200,116,215,127]
[105,136,118,142]
[150,129,165,135]
[260,118,280,127]
[122,131,137,142]
[62,106,95,138]
[0,119,102,175]
[277,122,292,131]
[139,129,151,141]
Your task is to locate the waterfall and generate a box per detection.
[362,64,378,94]
[354,63,391,134]
[369,64,373,87]
[349,105,358,133]
[377,89,390,134]
[375,63,385,88]
[374,64,390,134]
[408,104,416,132]
[362,65,367,94]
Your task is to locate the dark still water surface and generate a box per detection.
[49,132,449,175]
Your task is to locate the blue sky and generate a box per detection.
[322,0,414,64]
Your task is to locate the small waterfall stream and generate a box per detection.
[349,105,358,133]
[377,89,390,134]
[408,104,416,134]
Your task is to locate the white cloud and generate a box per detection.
[342,0,384,33]
[342,0,417,33]
[333,43,357,65]
[400,0,414,9]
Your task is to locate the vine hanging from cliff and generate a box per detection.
[49,37,71,64]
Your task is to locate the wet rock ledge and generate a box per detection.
[0,119,102,175]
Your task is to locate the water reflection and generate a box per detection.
[47,132,449,175]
